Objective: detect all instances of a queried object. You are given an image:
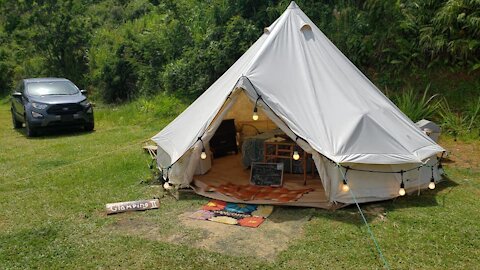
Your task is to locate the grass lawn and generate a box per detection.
[0,97,478,269]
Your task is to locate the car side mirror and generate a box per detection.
[80,89,87,95]
[12,92,22,98]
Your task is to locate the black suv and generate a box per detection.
[11,78,94,136]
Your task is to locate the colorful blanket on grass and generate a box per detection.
[205,183,314,202]
[189,200,273,228]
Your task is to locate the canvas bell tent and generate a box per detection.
[152,2,445,208]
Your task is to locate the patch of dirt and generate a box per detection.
[108,216,163,240]
[177,208,310,260]
[363,205,388,223]
[108,207,312,260]
[439,138,480,171]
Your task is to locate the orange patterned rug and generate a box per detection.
[204,182,314,202]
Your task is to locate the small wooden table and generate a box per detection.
[263,140,314,185]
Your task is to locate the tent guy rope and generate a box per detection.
[337,165,391,270]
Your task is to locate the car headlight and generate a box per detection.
[32,102,48,110]
[80,99,91,107]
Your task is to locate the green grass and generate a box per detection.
[0,96,479,269]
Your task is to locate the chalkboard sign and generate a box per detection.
[250,162,284,187]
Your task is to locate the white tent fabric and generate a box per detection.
[151,2,445,205]
[152,1,444,167]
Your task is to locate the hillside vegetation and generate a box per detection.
[0,0,479,136]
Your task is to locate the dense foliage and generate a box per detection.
[0,0,479,103]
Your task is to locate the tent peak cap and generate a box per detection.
[288,1,299,9]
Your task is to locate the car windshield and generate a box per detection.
[26,81,79,96]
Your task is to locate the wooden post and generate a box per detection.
[106,199,160,215]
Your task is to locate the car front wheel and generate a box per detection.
[84,121,94,132]
[25,119,37,137]
[11,109,22,129]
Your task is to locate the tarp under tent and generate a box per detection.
[152,2,445,208]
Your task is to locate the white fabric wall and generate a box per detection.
[158,89,241,187]
[330,156,442,203]
[157,85,444,203]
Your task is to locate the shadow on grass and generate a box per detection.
[14,126,95,139]
[268,206,316,223]
[311,177,460,226]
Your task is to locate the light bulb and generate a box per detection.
[200,148,207,160]
[163,182,173,190]
[252,112,259,121]
[428,181,435,190]
[342,182,349,192]
[399,181,406,196]
[293,151,300,160]
[252,106,259,121]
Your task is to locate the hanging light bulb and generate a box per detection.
[429,166,436,190]
[163,182,173,190]
[293,150,300,160]
[252,106,259,121]
[342,179,349,192]
[198,137,207,160]
[429,177,436,190]
[398,181,406,196]
[163,171,171,190]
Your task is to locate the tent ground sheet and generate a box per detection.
[193,154,340,209]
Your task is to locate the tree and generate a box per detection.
[0,48,14,96]
[30,0,91,85]
[420,0,480,68]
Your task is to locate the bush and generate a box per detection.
[0,48,14,96]
[438,98,468,140]
[162,15,258,99]
[100,45,138,103]
[438,96,480,140]
[465,96,480,131]
[393,84,441,122]
[88,10,191,103]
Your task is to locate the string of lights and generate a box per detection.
[338,158,443,175]
[337,152,444,196]
[159,75,445,198]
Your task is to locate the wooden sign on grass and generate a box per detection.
[106,199,159,215]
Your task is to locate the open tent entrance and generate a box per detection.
[191,88,335,208]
